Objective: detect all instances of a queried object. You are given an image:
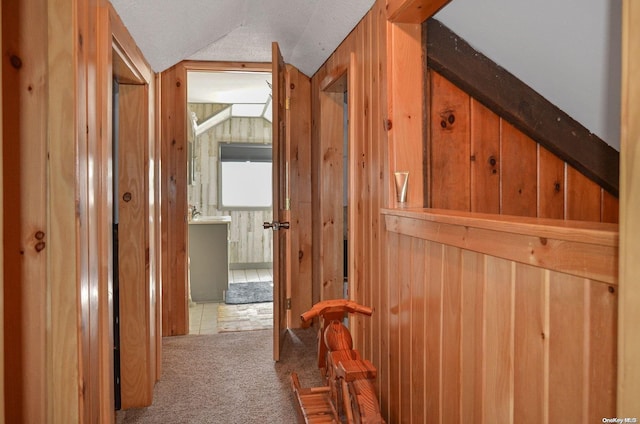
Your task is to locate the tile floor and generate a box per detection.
[189,268,273,335]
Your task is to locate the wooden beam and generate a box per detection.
[426,19,620,197]
[618,0,640,417]
[386,0,451,23]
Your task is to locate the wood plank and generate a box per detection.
[460,250,484,423]
[537,146,565,219]
[566,166,601,222]
[410,238,426,423]
[426,18,619,197]
[388,22,424,207]
[548,273,586,422]
[160,64,189,336]
[587,281,617,421]
[398,234,412,421]
[618,2,640,409]
[601,189,619,224]
[429,71,471,210]
[387,232,402,423]
[470,99,500,213]
[3,0,48,420]
[513,263,546,424]
[441,245,462,421]
[318,89,344,300]
[483,256,514,423]
[501,120,537,217]
[425,242,443,422]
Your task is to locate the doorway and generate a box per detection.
[186,70,275,335]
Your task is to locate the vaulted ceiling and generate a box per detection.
[110,0,375,77]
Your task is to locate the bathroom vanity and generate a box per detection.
[188,216,231,302]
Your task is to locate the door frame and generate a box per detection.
[160,61,272,338]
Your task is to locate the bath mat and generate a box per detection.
[225,281,273,304]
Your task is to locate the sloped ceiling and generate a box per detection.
[110,0,375,77]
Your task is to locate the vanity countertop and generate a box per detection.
[189,216,232,225]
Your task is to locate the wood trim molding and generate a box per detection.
[386,0,451,23]
[382,207,619,284]
[425,18,620,197]
[618,0,640,416]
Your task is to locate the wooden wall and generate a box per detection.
[429,70,619,223]
[3,1,160,421]
[311,0,623,421]
[382,208,618,423]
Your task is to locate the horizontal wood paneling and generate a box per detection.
[383,208,618,422]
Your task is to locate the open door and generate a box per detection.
[267,42,290,361]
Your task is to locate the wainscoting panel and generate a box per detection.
[383,208,617,423]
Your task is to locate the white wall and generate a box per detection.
[435,0,621,151]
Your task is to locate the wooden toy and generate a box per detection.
[291,299,385,424]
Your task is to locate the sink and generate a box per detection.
[189,215,232,224]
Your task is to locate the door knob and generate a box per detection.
[263,221,290,231]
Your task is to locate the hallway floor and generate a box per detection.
[189,268,273,335]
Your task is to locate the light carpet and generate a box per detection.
[117,328,322,424]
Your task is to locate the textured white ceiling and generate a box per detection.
[110,0,375,76]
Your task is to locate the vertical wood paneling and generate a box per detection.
[398,234,412,421]
[484,256,514,423]
[2,0,48,421]
[387,231,406,423]
[379,229,392,420]
[442,245,462,421]
[566,165,601,222]
[501,121,537,217]
[287,65,312,327]
[429,70,618,223]
[537,146,565,219]
[410,238,426,423]
[311,4,394,419]
[460,250,484,424]
[361,16,374,362]
[318,90,344,301]
[470,99,500,213]
[160,64,189,336]
[383,210,616,422]
[430,71,471,210]
[548,272,586,422]
[388,22,424,207]
[513,263,546,424]
[425,242,443,422]
[587,281,617,421]
[601,190,619,223]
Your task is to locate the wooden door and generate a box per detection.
[117,83,154,407]
[270,42,290,361]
